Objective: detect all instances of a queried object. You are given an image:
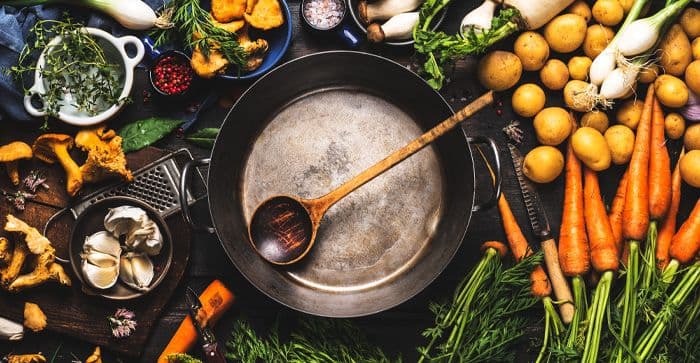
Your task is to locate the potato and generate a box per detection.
[685,60,700,96]
[564,80,595,112]
[684,124,700,151]
[514,32,550,71]
[544,14,587,53]
[533,107,572,145]
[680,150,700,187]
[680,8,700,39]
[583,25,615,59]
[581,110,609,133]
[604,125,635,165]
[540,59,570,90]
[616,99,643,129]
[638,64,659,84]
[591,0,624,26]
[659,24,692,77]
[618,0,635,13]
[665,113,686,140]
[568,56,592,81]
[477,51,522,91]
[567,0,592,22]
[693,38,700,60]
[654,74,689,108]
[512,83,546,117]
[572,127,612,171]
[523,146,565,183]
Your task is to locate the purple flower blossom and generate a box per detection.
[108,308,137,338]
[23,170,49,193]
[3,190,35,211]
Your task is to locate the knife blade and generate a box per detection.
[185,287,226,363]
[507,143,575,324]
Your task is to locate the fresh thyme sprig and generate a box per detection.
[150,0,246,69]
[8,17,127,124]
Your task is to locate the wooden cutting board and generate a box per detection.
[0,146,191,357]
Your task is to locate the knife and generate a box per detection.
[507,143,575,324]
[185,287,227,363]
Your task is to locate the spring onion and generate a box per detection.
[617,0,694,57]
[4,0,173,30]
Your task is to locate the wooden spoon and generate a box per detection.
[249,91,494,265]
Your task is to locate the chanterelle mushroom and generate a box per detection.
[75,126,133,184]
[0,142,32,186]
[32,134,82,197]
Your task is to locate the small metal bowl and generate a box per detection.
[346,0,448,46]
[68,196,173,300]
[148,50,197,98]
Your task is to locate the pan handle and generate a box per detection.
[179,158,216,233]
[467,136,501,212]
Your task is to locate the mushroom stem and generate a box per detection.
[6,161,19,186]
[53,145,83,197]
[359,0,423,24]
[367,12,420,43]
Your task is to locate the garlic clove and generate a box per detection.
[84,251,118,268]
[125,220,163,255]
[81,260,119,290]
[83,231,121,258]
[119,252,154,291]
[104,206,147,237]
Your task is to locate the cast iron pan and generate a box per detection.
[181,51,500,317]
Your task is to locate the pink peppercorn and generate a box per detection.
[152,54,194,96]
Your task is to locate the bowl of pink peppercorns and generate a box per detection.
[148,51,195,97]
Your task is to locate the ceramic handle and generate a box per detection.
[23,84,47,117]
[118,35,146,69]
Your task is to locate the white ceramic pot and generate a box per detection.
[23,27,144,126]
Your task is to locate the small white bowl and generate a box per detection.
[23,27,144,126]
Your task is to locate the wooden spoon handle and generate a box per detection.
[310,91,495,215]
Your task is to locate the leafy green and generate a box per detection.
[186,128,219,148]
[118,117,182,153]
[166,353,203,363]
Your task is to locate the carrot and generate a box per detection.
[157,280,235,363]
[622,86,654,241]
[649,97,672,221]
[559,137,590,277]
[608,170,629,259]
[584,168,618,273]
[656,150,683,269]
[669,199,700,265]
[480,240,509,258]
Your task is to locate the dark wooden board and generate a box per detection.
[0,147,191,357]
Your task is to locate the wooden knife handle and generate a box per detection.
[541,238,575,324]
[202,341,227,363]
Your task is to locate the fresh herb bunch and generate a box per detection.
[225,317,398,363]
[151,0,246,69]
[413,0,520,89]
[9,17,127,122]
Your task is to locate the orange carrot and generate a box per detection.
[669,199,700,265]
[157,280,235,363]
[609,171,629,258]
[584,167,619,273]
[622,86,654,241]
[649,97,672,221]
[657,151,683,269]
[531,265,552,297]
[559,138,590,277]
[480,240,509,258]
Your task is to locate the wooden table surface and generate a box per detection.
[1,1,698,361]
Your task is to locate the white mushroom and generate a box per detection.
[119,252,154,291]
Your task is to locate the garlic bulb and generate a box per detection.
[104,206,147,237]
[125,219,163,255]
[81,231,121,290]
[120,252,154,291]
[104,206,163,255]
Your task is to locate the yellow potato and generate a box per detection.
[512,83,546,117]
[604,125,635,165]
[654,74,689,108]
[583,25,615,59]
[680,150,700,187]
[544,14,587,53]
[685,60,700,96]
[572,127,612,171]
[514,32,550,71]
[581,110,609,133]
[592,0,624,26]
[638,64,659,84]
[616,99,643,129]
[534,107,572,146]
[564,80,595,112]
[523,146,565,183]
[665,113,686,140]
[618,0,635,13]
[680,8,700,39]
[477,51,522,91]
[567,0,592,22]
[540,59,570,90]
[684,124,700,151]
[659,24,692,77]
[693,38,700,60]
[568,56,592,81]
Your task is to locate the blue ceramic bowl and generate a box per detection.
[217,0,293,80]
